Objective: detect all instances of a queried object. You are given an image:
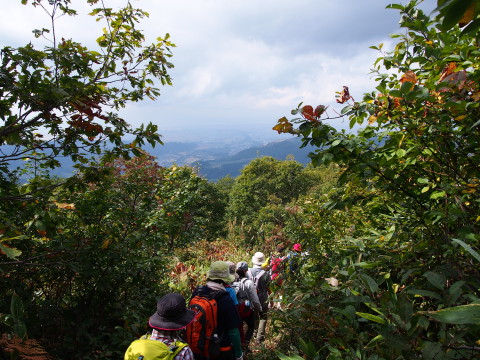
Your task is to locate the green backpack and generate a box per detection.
[124,334,188,360]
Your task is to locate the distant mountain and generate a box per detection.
[4,137,315,182]
[196,138,314,181]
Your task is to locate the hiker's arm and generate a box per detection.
[228,327,243,359]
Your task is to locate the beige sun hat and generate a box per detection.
[251,252,265,266]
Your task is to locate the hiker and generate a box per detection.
[269,244,287,309]
[249,252,270,343]
[225,261,240,306]
[187,261,243,360]
[270,244,286,286]
[233,261,262,347]
[286,243,303,274]
[124,293,195,360]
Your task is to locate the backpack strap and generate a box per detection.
[169,340,188,358]
[254,270,266,284]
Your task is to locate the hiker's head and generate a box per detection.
[149,293,195,331]
[207,261,235,284]
[225,261,239,281]
[251,252,265,266]
[293,243,302,252]
[236,261,249,277]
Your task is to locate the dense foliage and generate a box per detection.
[272,1,480,358]
[0,0,171,205]
[1,153,225,358]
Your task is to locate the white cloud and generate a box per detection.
[1,0,438,142]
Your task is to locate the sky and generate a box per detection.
[1,0,437,144]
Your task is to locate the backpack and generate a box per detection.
[252,269,266,290]
[249,268,267,303]
[124,334,187,360]
[231,278,249,303]
[231,278,253,318]
[185,287,228,359]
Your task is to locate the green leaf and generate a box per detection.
[396,149,406,157]
[354,261,383,269]
[386,4,404,10]
[452,238,480,262]
[276,352,305,360]
[356,312,387,324]
[365,334,384,348]
[0,243,22,259]
[13,322,27,339]
[422,341,443,360]
[360,273,379,293]
[421,304,480,325]
[11,293,25,323]
[406,289,442,300]
[430,191,445,199]
[441,0,475,31]
[462,17,480,34]
[389,89,403,97]
[423,271,446,291]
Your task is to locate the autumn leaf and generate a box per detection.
[459,3,477,27]
[54,201,76,210]
[37,230,47,237]
[314,105,327,118]
[301,105,315,121]
[273,116,293,134]
[439,62,457,82]
[400,70,417,85]
[336,86,352,104]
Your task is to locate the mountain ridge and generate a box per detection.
[5,137,314,181]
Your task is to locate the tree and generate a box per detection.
[274,0,480,358]
[0,0,174,199]
[227,156,313,243]
[0,153,226,358]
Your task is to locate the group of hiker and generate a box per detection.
[124,244,305,360]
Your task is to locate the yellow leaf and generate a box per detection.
[368,115,377,125]
[454,115,467,121]
[54,201,76,210]
[102,239,110,249]
[273,116,293,134]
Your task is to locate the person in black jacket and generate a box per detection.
[191,261,244,360]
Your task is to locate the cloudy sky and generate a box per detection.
[1,0,436,143]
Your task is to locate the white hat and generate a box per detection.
[251,252,265,266]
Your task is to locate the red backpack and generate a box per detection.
[185,287,227,359]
